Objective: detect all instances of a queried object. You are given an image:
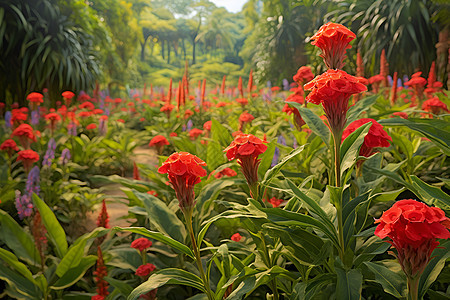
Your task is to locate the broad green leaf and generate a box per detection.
[51,256,97,290]
[32,193,68,258]
[291,274,335,300]
[410,175,450,209]
[128,268,206,300]
[335,267,362,300]
[346,94,379,124]
[288,103,330,146]
[353,237,390,268]
[211,118,233,147]
[55,239,86,277]
[137,191,186,243]
[418,240,450,299]
[261,145,305,190]
[340,122,371,178]
[378,118,450,155]
[206,140,226,171]
[105,276,134,296]
[113,227,194,259]
[258,141,276,179]
[0,248,36,284]
[0,209,41,266]
[90,175,151,192]
[0,263,40,299]
[390,132,413,160]
[364,261,407,298]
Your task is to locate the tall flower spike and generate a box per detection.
[97,200,110,229]
[93,246,109,299]
[380,49,389,87]
[310,22,356,69]
[133,161,141,180]
[224,134,267,199]
[158,152,206,213]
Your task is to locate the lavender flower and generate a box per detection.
[43,138,56,167]
[282,79,290,91]
[271,147,280,167]
[60,148,71,165]
[292,135,298,149]
[397,78,403,88]
[68,122,77,136]
[5,111,11,128]
[15,190,33,219]
[31,110,40,125]
[98,118,107,136]
[187,120,193,131]
[267,81,272,88]
[26,166,40,196]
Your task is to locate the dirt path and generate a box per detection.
[84,146,157,231]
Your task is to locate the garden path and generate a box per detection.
[84,146,157,232]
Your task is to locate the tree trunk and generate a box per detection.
[192,38,196,64]
[182,39,186,60]
[161,40,165,60]
[140,38,148,61]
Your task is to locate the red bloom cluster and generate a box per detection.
[93,247,109,299]
[238,112,254,131]
[267,197,284,208]
[12,124,36,149]
[236,98,248,107]
[11,109,28,127]
[284,88,306,130]
[231,233,242,242]
[293,66,314,84]
[27,92,44,104]
[62,91,75,99]
[86,123,97,130]
[342,118,392,157]
[375,199,450,278]
[305,69,367,132]
[203,121,212,131]
[189,128,203,140]
[149,135,169,147]
[135,263,156,277]
[131,238,153,252]
[214,167,237,179]
[310,22,356,69]
[1,139,19,157]
[96,200,110,229]
[158,152,207,211]
[422,97,449,116]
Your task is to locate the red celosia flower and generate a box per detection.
[17,149,39,173]
[379,49,389,87]
[356,51,364,77]
[422,97,449,116]
[217,102,228,108]
[236,98,248,107]
[12,124,37,149]
[158,152,207,211]
[96,200,110,229]
[131,238,153,252]
[44,112,61,122]
[284,88,306,130]
[203,121,212,131]
[11,110,28,127]
[93,246,109,298]
[375,199,450,279]
[310,22,356,69]
[214,167,238,179]
[232,130,244,137]
[184,109,194,119]
[189,128,203,140]
[293,66,314,84]
[78,111,92,118]
[149,135,169,148]
[169,132,178,137]
[405,74,427,102]
[27,92,44,104]
[86,123,97,130]
[267,197,284,208]
[342,118,392,157]
[304,69,367,133]
[1,139,19,157]
[147,190,159,197]
[238,112,254,131]
[135,263,156,277]
[79,101,95,110]
[32,211,47,267]
[117,119,125,123]
[393,112,408,119]
[91,295,105,300]
[133,161,141,180]
[62,91,75,99]
[92,109,104,115]
[231,233,242,242]
[224,134,267,198]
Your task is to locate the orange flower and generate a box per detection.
[310,22,356,69]
[293,66,314,84]
[158,152,206,211]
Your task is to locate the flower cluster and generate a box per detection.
[0,139,19,157]
[93,247,109,299]
[214,167,237,179]
[131,238,153,252]
[135,263,156,277]
[158,152,207,211]
[12,123,36,149]
[375,199,450,278]
[17,149,39,173]
[43,138,56,167]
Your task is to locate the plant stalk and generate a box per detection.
[407,276,420,300]
[332,129,345,261]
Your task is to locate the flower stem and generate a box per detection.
[332,129,345,261]
[407,276,420,300]
[185,210,215,300]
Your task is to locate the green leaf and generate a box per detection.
[418,240,450,299]
[346,94,379,124]
[136,191,187,243]
[390,132,413,161]
[0,262,40,299]
[0,248,36,284]
[51,255,97,290]
[206,140,226,171]
[340,122,371,178]
[335,267,362,300]
[113,227,194,259]
[0,209,41,266]
[261,145,305,190]
[55,239,87,278]
[32,193,68,258]
[410,175,450,209]
[288,103,330,146]
[105,276,134,296]
[378,118,450,155]
[258,141,276,179]
[128,268,206,300]
[211,118,233,147]
[364,261,407,298]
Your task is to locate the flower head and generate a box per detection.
[342,118,392,157]
[1,139,19,157]
[149,135,169,147]
[131,238,153,252]
[267,197,284,208]
[305,69,367,133]
[96,200,110,228]
[310,22,356,69]
[17,149,39,173]
[293,66,314,84]
[158,152,207,211]
[375,199,450,278]
[231,233,242,242]
[422,97,449,116]
[214,167,237,179]
[27,92,44,104]
[12,123,37,149]
[135,263,156,277]
[93,246,109,298]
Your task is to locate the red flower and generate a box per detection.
[79,101,95,110]
[375,199,450,279]
[11,110,28,127]
[184,109,194,119]
[169,132,178,137]
[91,295,105,300]
[96,200,110,229]
[149,135,170,148]
[161,104,175,112]
[12,124,37,149]
[147,190,159,197]
[203,121,212,131]
[267,197,284,208]
[189,128,203,140]
[310,22,356,69]
[133,161,141,180]
[293,66,314,84]
[158,152,207,211]
[214,167,237,179]
[117,119,125,123]
[86,123,97,130]
[236,98,248,106]
[44,112,60,121]
[17,149,39,173]
[93,246,109,298]
[392,112,408,119]
[27,92,44,104]
[271,86,280,92]
[422,97,449,116]
[1,139,19,157]
[305,69,367,133]
[62,91,75,99]
[78,111,92,118]
[224,134,267,198]
[238,112,254,131]
[131,238,153,252]
[342,118,391,157]
[135,263,156,277]
[217,102,228,107]
[231,233,242,242]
